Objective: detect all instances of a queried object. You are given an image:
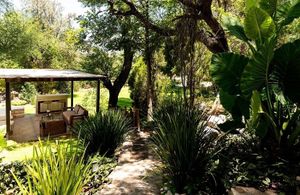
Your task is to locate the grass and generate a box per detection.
[117,97,132,108]
[0,128,6,149]
[0,137,79,163]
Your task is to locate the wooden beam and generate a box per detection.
[96,80,100,113]
[71,80,74,110]
[5,81,11,136]
[5,77,105,82]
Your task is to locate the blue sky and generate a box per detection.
[12,0,87,17]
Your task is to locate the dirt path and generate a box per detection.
[98,129,162,195]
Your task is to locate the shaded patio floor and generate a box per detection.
[9,115,41,143]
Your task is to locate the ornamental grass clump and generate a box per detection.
[12,141,91,195]
[152,101,222,193]
[74,110,132,156]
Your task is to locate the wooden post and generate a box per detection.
[71,80,74,110]
[133,107,140,131]
[96,79,100,113]
[5,81,11,136]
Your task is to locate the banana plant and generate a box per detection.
[210,0,300,149]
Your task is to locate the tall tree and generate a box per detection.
[98,0,230,111]
[106,0,229,53]
[0,12,36,67]
[24,0,73,38]
[79,2,142,108]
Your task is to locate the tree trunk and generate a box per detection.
[108,88,121,108]
[103,45,134,109]
[146,52,154,121]
[145,0,154,122]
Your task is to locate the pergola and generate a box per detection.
[0,69,106,135]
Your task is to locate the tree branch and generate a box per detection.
[178,0,202,10]
[107,0,228,53]
[108,0,176,36]
[200,0,229,51]
[195,29,226,53]
[102,76,113,90]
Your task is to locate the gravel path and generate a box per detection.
[98,130,162,195]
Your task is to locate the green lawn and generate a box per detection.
[0,128,6,149]
[0,137,79,163]
[117,86,133,108]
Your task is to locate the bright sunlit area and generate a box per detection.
[0,0,300,194]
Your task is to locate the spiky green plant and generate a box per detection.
[152,100,222,193]
[74,110,132,156]
[12,140,91,195]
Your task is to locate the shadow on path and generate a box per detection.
[98,129,161,195]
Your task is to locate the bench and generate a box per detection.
[36,94,68,114]
[63,105,88,127]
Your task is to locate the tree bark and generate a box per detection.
[145,0,154,122]
[102,45,134,108]
[108,87,120,108]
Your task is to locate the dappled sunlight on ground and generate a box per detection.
[0,137,79,163]
[98,130,161,195]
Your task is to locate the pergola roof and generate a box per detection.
[0,69,106,82]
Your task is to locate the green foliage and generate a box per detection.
[277,0,300,26]
[0,12,35,65]
[0,161,27,194]
[11,100,27,106]
[211,0,300,156]
[211,53,250,122]
[128,58,147,110]
[117,97,133,108]
[211,53,248,94]
[0,136,6,149]
[74,111,132,156]
[244,7,275,41]
[0,9,81,72]
[272,39,300,103]
[155,73,173,106]
[25,0,71,38]
[0,128,6,150]
[79,88,109,113]
[85,155,117,194]
[79,1,141,77]
[152,100,222,194]
[216,134,300,193]
[12,140,91,195]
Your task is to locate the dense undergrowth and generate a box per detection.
[0,141,117,194]
[150,99,300,194]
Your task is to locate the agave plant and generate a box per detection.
[152,100,222,193]
[12,140,91,195]
[210,0,300,157]
[74,110,132,156]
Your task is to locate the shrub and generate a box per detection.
[215,134,300,194]
[11,99,27,106]
[85,155,117,193]
[152,100,222,194]
[19,83,37,104]
[13,140,91,195]
[80,88,109,113]
[0,161,27,194]
[0,128,6,154]
[74,111,132,156]
[128,57,147,112]
[0,135,6,150]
